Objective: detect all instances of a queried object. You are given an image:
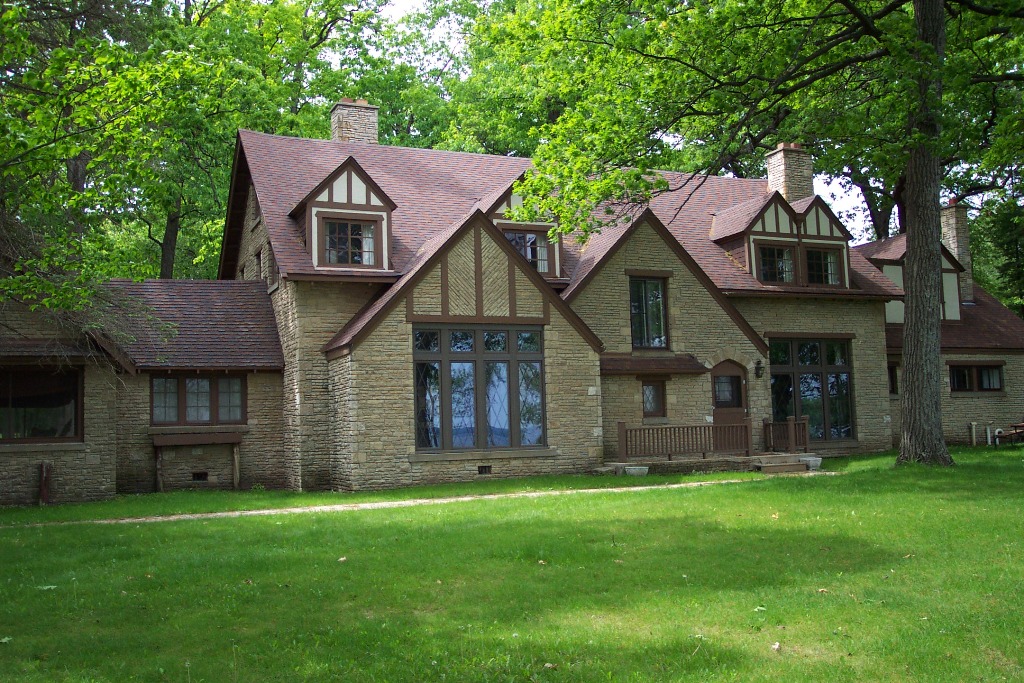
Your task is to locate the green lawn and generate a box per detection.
[1,447,1022,682]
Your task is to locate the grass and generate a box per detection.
[0,469,762,527]
[0,446,1022,681]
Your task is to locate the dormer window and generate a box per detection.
[806,248,841,286]
[504,230,552,275]
[324,218,378,266]
[759,246,795,283]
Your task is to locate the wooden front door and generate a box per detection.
[711,361,747,425]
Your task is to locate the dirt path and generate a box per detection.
[20,472,834,527]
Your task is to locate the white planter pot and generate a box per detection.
[799,456,822,471]
[624,466,650,476]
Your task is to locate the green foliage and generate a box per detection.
[2,449,1024,681]
[449,0,1023,241]
[973,199,1024,314]
[1,0,454,315]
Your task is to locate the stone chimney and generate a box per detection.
[941,199,974,303]
[330,98,379,144]
[766,142,814,201]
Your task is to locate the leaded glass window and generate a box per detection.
[412,327,545,450]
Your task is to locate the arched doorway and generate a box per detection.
[711,360,748,425]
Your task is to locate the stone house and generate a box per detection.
[3,99,1022,504]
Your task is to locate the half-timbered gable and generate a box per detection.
[289,157,396,271]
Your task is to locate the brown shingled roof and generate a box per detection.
[854,233,965,271]
[708,193,773,241]
[886,286,1024,352]
[227,131,531,279]
[223,132,901,302]
[107,280,283,371]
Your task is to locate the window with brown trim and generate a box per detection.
[888,364,899,395]
[641,379,666,418]
[713,375,743,408]
[629,278,668,349]
[504,230,552,275]
[253,249,263,281]
[413,326,544,450]
[318,215,382,267]
[0,367,82,443]
[151,375,246,425]
[949,365,1003,392]
[769,338,854,441]
[759,246,795,283]
[806,248,841,285]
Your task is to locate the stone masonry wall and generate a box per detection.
[275,279,381,490]
[334,301,603,490]
[889,352,1024,445]
[115,372,287,492]
[329,220,603,491]
[0,364,118,506]
[568,221,770,455]
[733,297,892,453]
[0,306,118,505]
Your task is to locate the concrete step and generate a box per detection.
[755,462,809,474]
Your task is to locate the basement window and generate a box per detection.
[477,465,492,475]
[192,472,209,482]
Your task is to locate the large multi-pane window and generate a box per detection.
[504,230,552,275]
[629,278,668,349]
[0,367,80,442]
[414,327,545,450]
[322,219,376,266]
[769,338,854,440]
[151,375,246,425]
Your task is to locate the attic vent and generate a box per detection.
[477,465,492,475]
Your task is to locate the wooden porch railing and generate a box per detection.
[762,416,811,453]
[616,419,753,459]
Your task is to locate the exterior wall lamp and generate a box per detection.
[755,359,765,378]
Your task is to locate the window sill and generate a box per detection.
[409,447,556,463]
[950,391,1006,398]
[149,425,249,447]
[0,441,86,453]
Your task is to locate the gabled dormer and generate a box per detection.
[486,187,563,279]
[289,156,396,271]
[710,191,853,289]
[857,233,965,323]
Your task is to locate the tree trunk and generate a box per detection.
[897,0,953,466]
[159,197,181,280]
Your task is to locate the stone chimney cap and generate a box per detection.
[774,142,804,150]
[332,98,378,110]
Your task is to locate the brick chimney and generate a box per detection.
[330,98,379,144]
[766,142,814,202]
[941,199,974,303]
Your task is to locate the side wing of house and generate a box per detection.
[324,214,604,490]
[0,307,118,506]
[567,214,770,456]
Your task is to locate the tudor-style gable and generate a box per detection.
[289,156,397,271]
[712,192,854,289]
